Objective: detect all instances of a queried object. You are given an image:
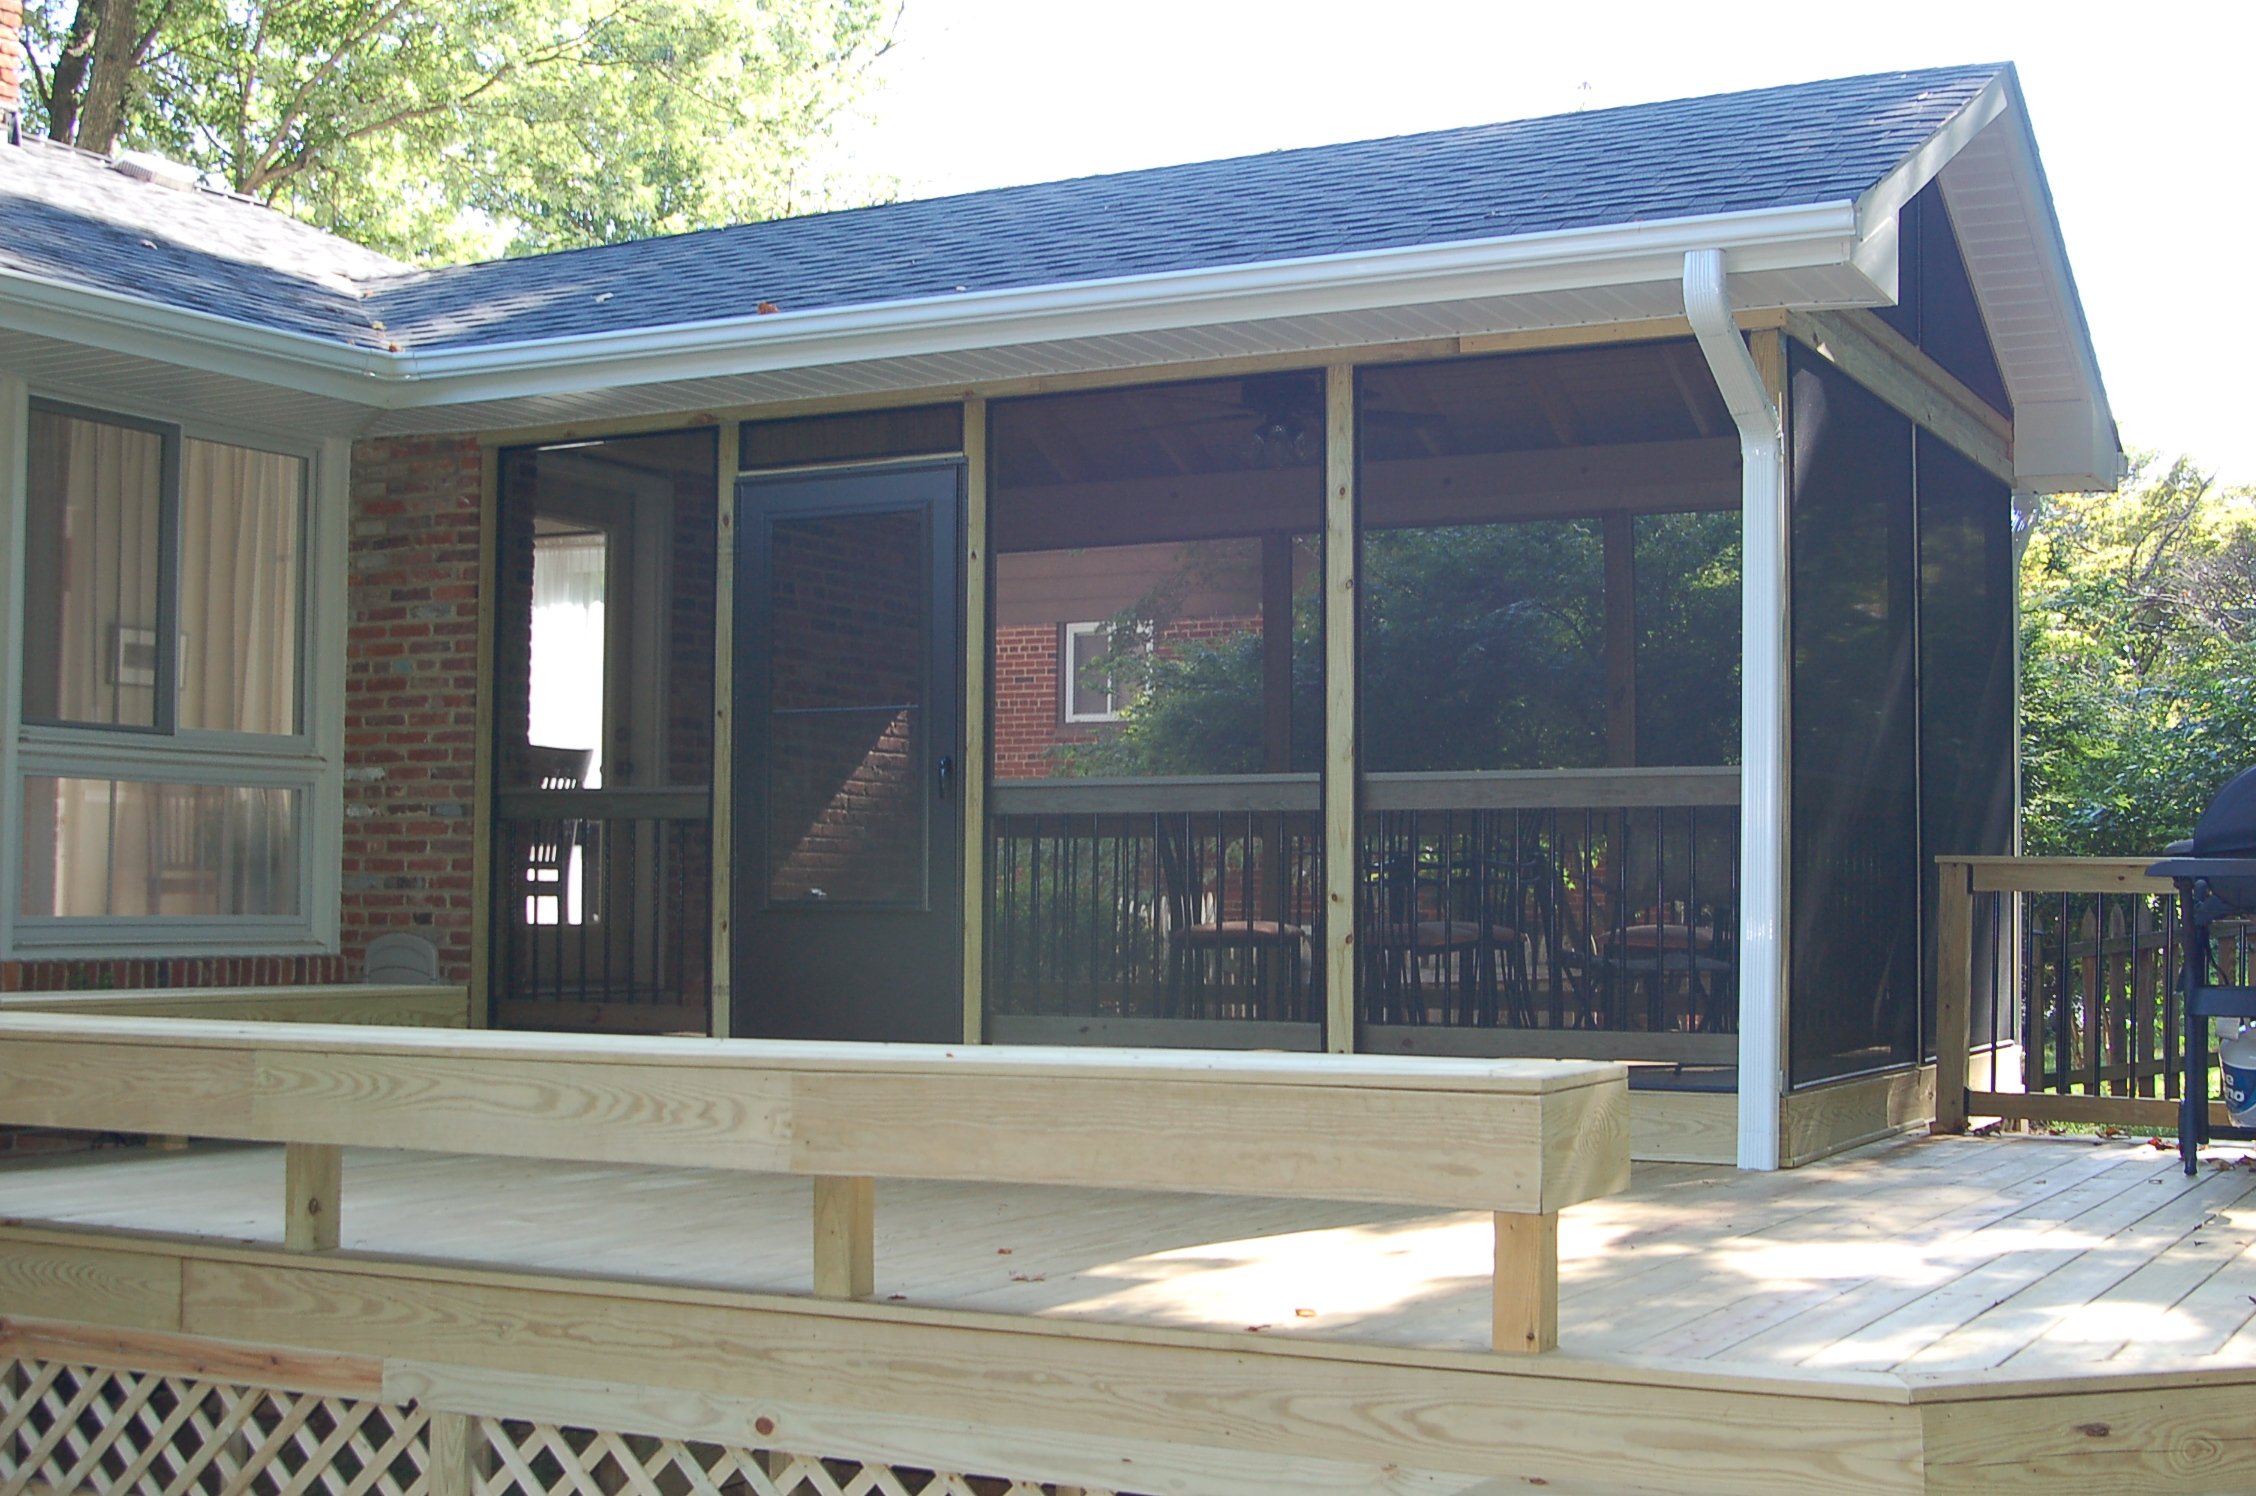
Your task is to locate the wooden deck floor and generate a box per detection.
[5,1131,2256,1387]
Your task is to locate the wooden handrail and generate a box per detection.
[987,767,1741,817]
[0,1015,1628,1354]
[1932,854,2178,1136]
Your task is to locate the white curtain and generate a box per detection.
[27,409,163,727]
[529,531,608,787]
[178,439,303,736]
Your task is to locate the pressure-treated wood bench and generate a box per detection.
[0,1014,1628,1352]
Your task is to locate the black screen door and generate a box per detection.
[733,461,963,1041]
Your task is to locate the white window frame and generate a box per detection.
[1060,618,1154,725]
[0,375,346,959]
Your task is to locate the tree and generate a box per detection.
[2020,454,2256,856]
[16,0,897,261]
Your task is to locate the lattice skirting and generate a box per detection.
[0,1359,1125,1496]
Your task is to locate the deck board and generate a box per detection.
[7,1132,2256,1385]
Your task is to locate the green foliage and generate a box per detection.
[18,0,895,262]
[1049,513,1747,779]
[2021,454,2256,855]
[1359,520,1607,771]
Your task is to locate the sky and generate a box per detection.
[822,0,2255,486]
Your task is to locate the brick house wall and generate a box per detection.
[1,434,485,994]
[337,435,484,984]
[0,0,20,125]
[992,614,1261,780]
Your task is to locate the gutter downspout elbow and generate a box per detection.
[1683,249,1786,1172]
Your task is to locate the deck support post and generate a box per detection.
[962,397,989,1045]
[1321,363,1358,1052]
[283,1142,341,1252]
[426,1410,481,1496]
[1933,858,1975,1133]
[812,1175,875,1299]
[1492,1210,1560,1353]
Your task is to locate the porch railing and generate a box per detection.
[987,775,1323,1047]
[987,768,1738,1061]
[0,1014,1629,1355]
[1933,855,2248,1133]
[491,787,712,1033]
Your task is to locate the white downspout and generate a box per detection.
[1684,249,1786,1171]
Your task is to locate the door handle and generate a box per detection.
[936,755,955,801]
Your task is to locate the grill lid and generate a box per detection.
[2179,767,2256,858]
[2148,768,2256,899]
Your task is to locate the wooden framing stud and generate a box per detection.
[426,1410,479,1496]
[1932,857,1975,1135]
[1492,1210,1559,1354]
[812,1175,875,1300]
[284,1142,342,1252]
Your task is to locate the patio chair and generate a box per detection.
[1155,817,1313,1022]
[520,743,594,926]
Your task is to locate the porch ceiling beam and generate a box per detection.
[991,436,1739,552]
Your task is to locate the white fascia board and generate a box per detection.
[1852,71,2015,269]
[0,199,1873,415]
[0,264,396,403]
[1981,78,2122,492]
[384,202,1868,408]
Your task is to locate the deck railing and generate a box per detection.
[491,787,712,1032]
[1933,855,2248,1133]
[987,768,1738,1062]
[0,1015,1628,1355]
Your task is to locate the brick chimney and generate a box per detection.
[0,0,20,137]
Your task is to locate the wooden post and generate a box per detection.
[1602,510,1636,768]
[1492,1210,1559,1354]
[469,444,500,1029]
[283,1142,342,1252]
[1932,857,1974,1134]
[426,1410,479,1496]
[1322,365,1358,1054]
[962,397,989,1045]
[711,420,740,1038]
[812,1175,874,1300]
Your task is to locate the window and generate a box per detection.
[1060,619,1148,724]
[8,397,331,954]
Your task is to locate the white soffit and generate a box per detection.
[0,325,375,438]
[1934,86,2122,490]
[361,262,1878,437]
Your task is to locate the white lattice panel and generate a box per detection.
[1,1359,1121,1496]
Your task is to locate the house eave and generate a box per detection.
[0,200,1879,429]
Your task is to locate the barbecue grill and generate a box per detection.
[2147,767,2256,1175]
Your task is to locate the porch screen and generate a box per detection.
[1354,344,1743,1054]
[986,374,1325,1042]
[1788,349,1922,1085]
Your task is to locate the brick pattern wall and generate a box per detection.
[992,625,1096,779]
[339,435,483,983]
[766,511,923,901]
[991,615,1259,779]
[0,0,20,122]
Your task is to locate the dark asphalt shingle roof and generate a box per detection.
[0,64,2004,357]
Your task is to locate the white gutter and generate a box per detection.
[1684,248,1787,1172]
[0,199,1871,413]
